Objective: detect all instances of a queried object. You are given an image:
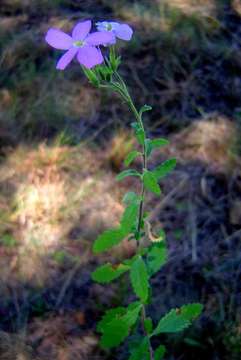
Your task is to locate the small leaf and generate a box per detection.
[122,191,139,205]
[143,170,161,195]
[81,67,99,87]
[116,169,141,181]
[144,317,153,334]
[128,338,149,360]
[147,243,167,276]
[131,122,145,145]
[123,302,142,327]
[152,309,190,336]
[150,138,169,149]
[130,256,149,303]
[180,303,203,321]
[121,203,139,234]
[139,104,152,117]
[97,307,126,333]
[93,228,125,254]
[136,128,145,145]
[152,303,202,336]
[154,345,166,360]
[152,158,177,180]
[92,263,129,283]
[124,150,142,166]
[100,317,129,349]
[145,139,152,157]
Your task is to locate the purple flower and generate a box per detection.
[96,21,133,44]
[45,20,114,70]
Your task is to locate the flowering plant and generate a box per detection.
[46,20,203,359]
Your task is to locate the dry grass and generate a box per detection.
[164,116,239,173]
[0,142,126,283]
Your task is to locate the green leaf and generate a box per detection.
[147,243,167,276]
[124,150,142,166]
[100,317,130,349]
[180,303,203,321]
[97,307,126,333]
[81,67,99,87]
[92,263,129,283]
[130,256,149,303]
[152,309,190,335]
[99,302,142,349]
[120,203,139,234]
[152,158,177,180]
[93,228,126,254]
[123,302,142,327]
[143,170,161,195]
[131,122,145,145]
[144,317,153,334]
[96,65,113,81]
[136,128,145,145]
[154,345,166,360]
[122,191,139,205]
[139,104,152,117]
[116,169,141,181]
[145,139,152,157]
[150,138,169,149]
[128,338,149,360]
[152,303,202,336]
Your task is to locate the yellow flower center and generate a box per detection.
[73,40,85,47]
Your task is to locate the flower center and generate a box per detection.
[106,23,112,31]
[73,40,85,48]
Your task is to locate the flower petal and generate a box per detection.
[115,24,133,41]
[77,45,104,69]
[86,31,115,46]
[45,28,72,50]
[56,47,78,70]
[72,20,91,40]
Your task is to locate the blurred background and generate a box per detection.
[0,0,241,359]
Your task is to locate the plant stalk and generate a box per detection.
[113,72,154,360]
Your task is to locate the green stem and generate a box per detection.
[111,72,153,360]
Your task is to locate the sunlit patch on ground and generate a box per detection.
[165,116,238,173]
[0,142,125,283]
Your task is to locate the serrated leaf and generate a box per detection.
[123,302,142,327]
[130,256,149,303]
[93,228,125,254]
[92,263,129,283]
[124,151,142,166]
[150,138,169,149]
[152,158,176,180]
[152,303,202,336]
[152,309,190,336]
[147,243,167,276]
[122,191,139,205]
[143,170,161,195]
[180,303,203,321]
[100,317,129,349]
[154,345,166,360]
[128,338,149,360]
[97,307,126,333]
[116,169,141,181]
[121,203,139,234]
